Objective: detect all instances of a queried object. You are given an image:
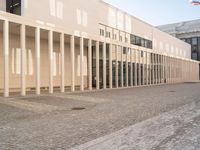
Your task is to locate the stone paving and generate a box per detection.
[0,83,200,149]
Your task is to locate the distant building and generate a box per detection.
[158,19,200,61]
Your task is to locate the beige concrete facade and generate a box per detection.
[0,0,199,97]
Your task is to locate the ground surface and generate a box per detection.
[1,83,200,150]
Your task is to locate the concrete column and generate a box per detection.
[35,27,40,95]
[130,49,133,87]
[70,35,75,92]
[155,54,158,84]
[152,54,155,84]
[126,48,129,87]
[138,50,141,86]
[88,39,92,91]
[146,52,148,85]
[142,51,145,86]
[159,55,161,83]
[103,42,106,89]
[60,33,65,93]
[80,37,84,91]
[149,53,152,85]
[170,57,172,83]
[48,30,53,94]
[20,24,26,96]
[116,45,119,88]
[96,41,100,90]
[161,55,164,84]
[121,46,124,87]
[109,44,113,89]
[158,55,160,84]
[3,20,9,97]
[169,57,171,83]
[135,50,137,86]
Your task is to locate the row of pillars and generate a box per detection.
[2,20,199,97]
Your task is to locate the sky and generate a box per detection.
[104,0,200,26]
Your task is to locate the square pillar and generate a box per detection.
[138,50,141,86]
[48,30,53,94]
[103,42,106,89]
[149,53,152,85]
[121,46,124,87]
[109,44,113,89]
[60,33,65,93]
[88,39,92,91]
[134,50,137,86]
[130,49,133,87]
[155,54,158,84]
[70,35,75,92]
[152,54,155,85]
[96,41,100,90]
[146,52,148,85]
[3,20,9,97]
[126,48,129,87]
[20,24,26,96]
[80,37,84,91]
[35,27,40,95]
[116,45,119,88]
[142,51,145,86]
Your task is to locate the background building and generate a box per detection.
[0,0,199,97]
[158,19,200,61]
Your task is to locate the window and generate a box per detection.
[141,39,145,47]
[192,37,197,45]
[130,34,152,49]
[6,0,21,15]
[135,36,141,46]
[141,51,144,57]
[123,47,127,54]
[100,29,104,36]
[106,31,111,38]
[130,35,136,45]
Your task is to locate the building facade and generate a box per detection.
[0,0,199,97]
[158,19,200,61]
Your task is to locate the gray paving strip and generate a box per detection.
[70,102,200,150]
[0,99,60,113]
[54,94,108,103]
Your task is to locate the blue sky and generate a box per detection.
[104,0,200,26]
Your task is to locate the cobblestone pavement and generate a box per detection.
[0,83,200,149]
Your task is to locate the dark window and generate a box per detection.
[141,39,145,47]
[141,51,144,57]
[192,37,197,45]
[123,47,127,54]
[6,0,21,15]
[130,34,152,49]
[130,35,136,45]
[135,36,141,46]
